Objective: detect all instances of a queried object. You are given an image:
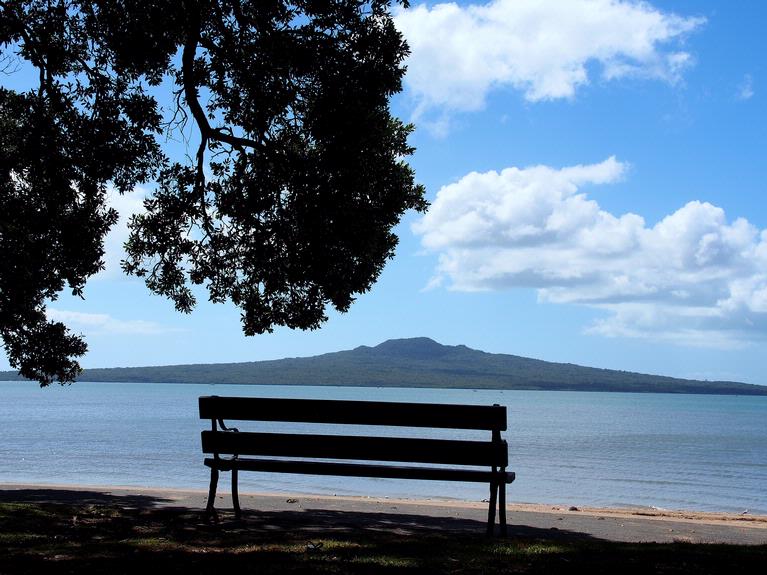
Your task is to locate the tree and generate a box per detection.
[0,0,426,386]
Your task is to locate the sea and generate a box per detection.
[1,381,765,515]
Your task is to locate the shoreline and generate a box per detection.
[4,378,767,396]
[2,482,765,532]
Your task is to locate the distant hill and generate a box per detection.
[2,337,766,395]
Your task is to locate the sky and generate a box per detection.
[2,0,767,385]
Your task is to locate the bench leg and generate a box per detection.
[499,475,507,537]
[232,468,241,519]
[486,479,498,535]
[206,468,220,522]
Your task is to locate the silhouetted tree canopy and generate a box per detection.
[0,0,426,385]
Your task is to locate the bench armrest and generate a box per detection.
[217,419,239,433]
[216,419,239,460]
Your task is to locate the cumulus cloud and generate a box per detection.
[47,309,181,336]
[413,158,767,347]
[395,0,704,125]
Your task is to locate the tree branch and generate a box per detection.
[181,10,261,152]
[195,134,214,238]
[0,1,47,99]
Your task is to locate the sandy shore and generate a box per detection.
[1,482,765,545]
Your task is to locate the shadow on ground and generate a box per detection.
[1,489,765,574]
[0,488,173,508]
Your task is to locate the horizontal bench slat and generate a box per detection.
[201,431,508,467]
[205,457,516,484]
[199,397,506,430]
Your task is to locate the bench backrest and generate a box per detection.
[199,396,509,468]
[199,396,506,430]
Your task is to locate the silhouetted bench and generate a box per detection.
[199,396,515,535]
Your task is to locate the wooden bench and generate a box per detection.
[199,396,516,535]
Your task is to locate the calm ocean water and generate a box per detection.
[1,381,765,514]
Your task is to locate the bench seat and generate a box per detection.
[205,456,516,484]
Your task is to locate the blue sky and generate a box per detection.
[3,0,767,385]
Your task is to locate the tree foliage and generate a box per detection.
[0,0,426,385]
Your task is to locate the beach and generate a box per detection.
[2,483,765,545]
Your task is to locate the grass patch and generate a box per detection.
[0,501,764,574]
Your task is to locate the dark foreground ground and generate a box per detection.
[1,485,765,574]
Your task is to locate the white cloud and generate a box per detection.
[737,73,754,101]
[47,309,181,336]
[413,158,767,347]
[95,186,148,279]
[395,0,704,126]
